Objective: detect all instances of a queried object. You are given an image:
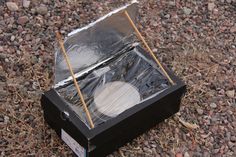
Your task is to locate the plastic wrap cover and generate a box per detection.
[57,47,170,128]
[54,1,138,86]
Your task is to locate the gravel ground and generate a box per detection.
[0,0,236,156]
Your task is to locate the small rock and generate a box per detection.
[17,16,29,25]
[0,46,3,52]
[196,72,202,77]
[226,0,232,3]
[203,151,211,157]
[6,2,19,11]
[164,14,170,19]
[226,90,235,98]
[155,154,161,157]
[5,58,9,62]
[0,53,7,59]
[0,72,6,82]
[151,144,156,148]
[152,48,158,52]
[183,7,191,15]
[219,89,225,95]
[184,152,190,157]
[43,0,49,3]
[0,115,4,122]
[196,108,204,115]
[169,1,175,6]
[228,141,234,148]
[16,50,21,55]
[144,141,149,146]
[231,136,236,142]
[36,5,48,15]
[210,102,217,108]
[213,148,220,154]
[176,152,183,157]
[151,21,158,27]
[4,116,9,124]
[10,36,15,41]
[208,3,215,11]
[23,0,30,8]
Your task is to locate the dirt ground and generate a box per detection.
[0,0,235,156]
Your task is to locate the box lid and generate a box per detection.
[54,1,138,86]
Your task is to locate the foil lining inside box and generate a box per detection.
[52,1,171,129]
[56,46,171,128]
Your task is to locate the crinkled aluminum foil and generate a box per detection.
[54,1,139,86]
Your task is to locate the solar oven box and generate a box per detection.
[41,1,186,157]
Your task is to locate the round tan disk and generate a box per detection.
[94,81,141,117]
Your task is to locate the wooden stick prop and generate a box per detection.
[124,11,175,85]
[56,32,95,128]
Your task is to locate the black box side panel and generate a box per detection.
[41,94,89,149]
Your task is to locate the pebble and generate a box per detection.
[203,151,211,157]
[43,0,50,3]
[164,14,170,19]
[183,7,192,15]
[208,3,215,11]
[10,36,15,41]
[226,90,235,98]
[213,148,220,154]
[0,115,3,122]
[210,103,217,108]
[196,108,204,115]
[230,26,236,33]
[228,141,234,148]
[231,136,236,142]
[169,1,175,6]
[6,2,19,11]
[151,21,158,27]
[184,152,190,157]
[176,152,183,157]
[152,48,158,52]
[5,58,9,62]
[36,5,48,15]
[17,16,29,25]
[0,74,6,82]
[0,53,7,59]
[23,0,31,8]
[151,144,156,148]
[4,116,9,124]
[0,46,3,52]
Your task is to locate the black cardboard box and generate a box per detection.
[41,2,186,156]
[41,66,185,157]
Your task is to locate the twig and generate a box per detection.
[124,11,174,85]
[55,32,94,128]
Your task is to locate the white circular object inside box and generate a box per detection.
[94,81,141,117]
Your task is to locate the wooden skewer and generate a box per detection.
[124,11,175,85]
[56,32,95,128]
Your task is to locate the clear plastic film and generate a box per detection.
[57,47,170,128]
[54,1,171,129]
